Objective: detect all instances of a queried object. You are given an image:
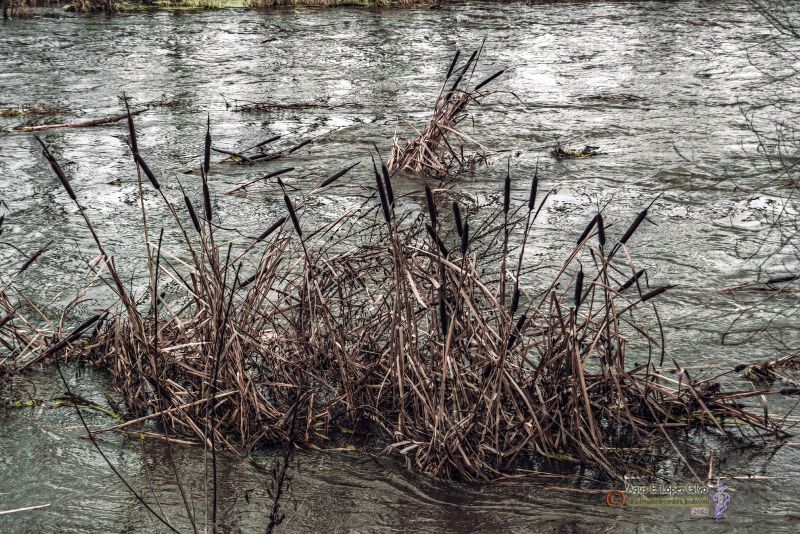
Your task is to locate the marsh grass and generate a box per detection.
[1,58,795,526]
[2,103,787,490]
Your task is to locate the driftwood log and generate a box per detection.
[12,109,146,133]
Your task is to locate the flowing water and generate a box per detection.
[1,1,799,532]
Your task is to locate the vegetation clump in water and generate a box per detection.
[1,75,792,486]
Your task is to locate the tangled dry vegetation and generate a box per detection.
[0,91,792,488]
[388,48,503,179]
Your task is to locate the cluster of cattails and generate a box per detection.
[6,92,788,507]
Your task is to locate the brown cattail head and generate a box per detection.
[461,221,469,255]
[203,114,211,176]
[287,139,312,154]
[528,159,539,211]
[425,184,437,227]
[452,201,464,237]
[445,49,461,80]
[510,285,520,315]
[577,214,598,245]
[381,162,394,207]
[256,216,287,242]
[19,245,48,274]
[320,162,359,189]
[262,167,294,181]
[597,213,606,247]
[445,49,477,104]
[507,313,527,349]
[284,194,302,237]
[34,136,77,201]
[0,214,4,237]
[253,135,281,149]
[426,223,449,256]
[475,69,505,93]
[641,284,674,303]
[620,209,648,245]
[574,268,584,309]
[503,162,511,215]
[123,93,138,155]
[133,151,161,191]
[240,272,258,289]
[183,194,201,233]
[618,269,646,293]
[373,160,391,223]
[439,295,448,338]
[201,167,212,222]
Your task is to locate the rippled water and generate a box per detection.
[2,2,800,532]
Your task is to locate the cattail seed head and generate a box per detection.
[183,194,201,233]
[35,136,77,201]
[474,69,505,92]
[19,246,47,274]
[426,223,449,256]
[284,194,302,237]
[574,268,584,309]
[133,151,161,190]
[256,216,287,243]
[123,93,138,155]
[287,139,312,154]
[577,214,598,245]
[641,285,674,303]
[528,160,539,211]
[507,313,527,349]
[503,162,511,214]
[452,201,464,237]
[320,162,359,189]
[618,269,646,293]
[620,209,648,245]
[510,285,520,315]
[425,184,437,227]
[373,161,391,223]
[439,296,448,338]
[445,49,460,80]
[381,163,394,207]
[597,213,606,247]
[203,114,211,176]
[201,168,212,222]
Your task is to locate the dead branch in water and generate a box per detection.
[12,109,145,132]
[231,100,363,113]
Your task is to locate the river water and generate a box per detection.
[1,1,799,532]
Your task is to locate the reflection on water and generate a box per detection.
[1,1,799,532]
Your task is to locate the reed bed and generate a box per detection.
[388,47,502,179]
[247,0,431,7]
[68,0,119,13]
[3,99,788,486]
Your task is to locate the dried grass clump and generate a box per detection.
[248,0,431,7]
[9,101,789,484]
[69,0,119,13]
[388,48,504,179]
[1,246,49,389]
